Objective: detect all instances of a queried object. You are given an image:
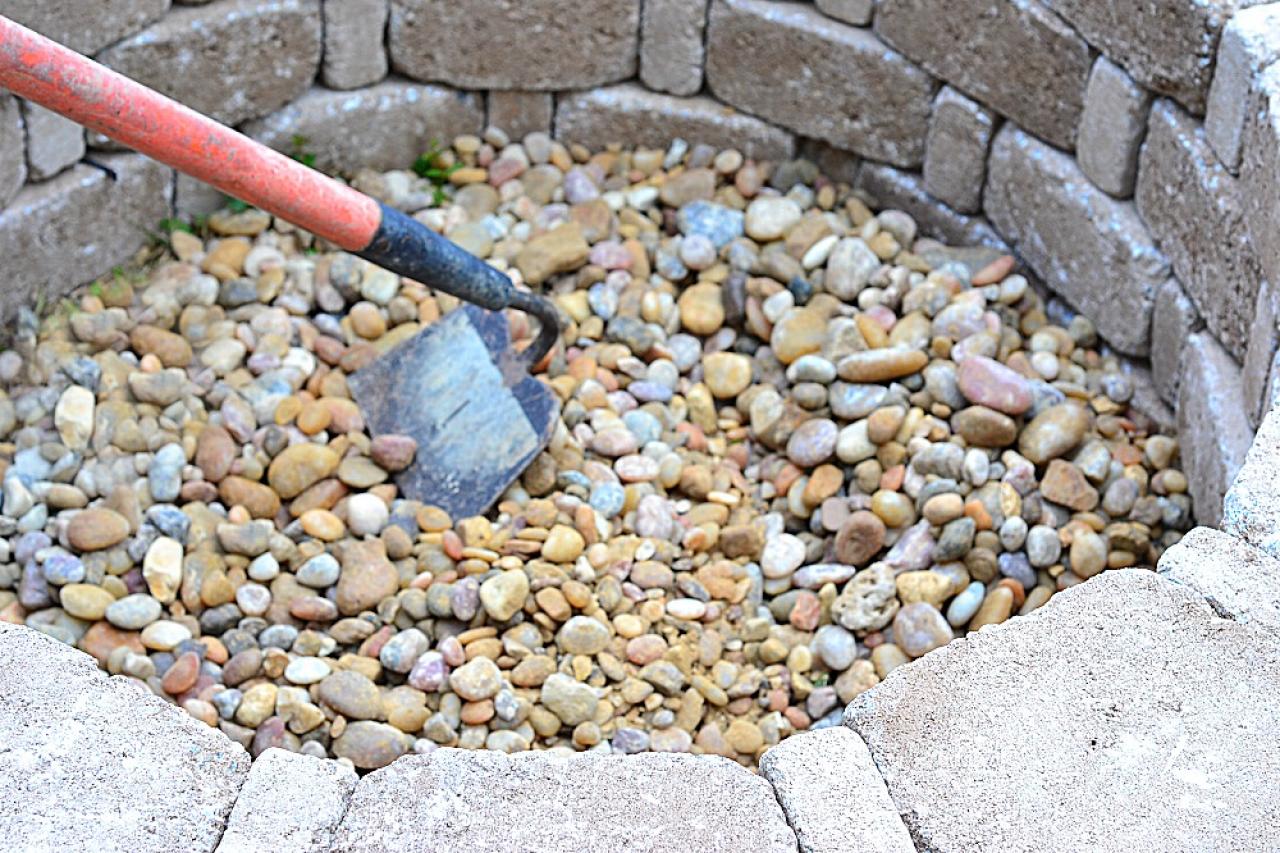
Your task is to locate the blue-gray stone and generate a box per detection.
[676,200,745,248]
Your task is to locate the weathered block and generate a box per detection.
[1160,526,1280,632]
[1041,0,1237,113]
[0,154,172,319]
[1077,56,1152,198]
[1205,4,1280,172]
[0,95,25,208]
[487,91,554,139]
[321,0,389,90]
[640,0,707,97]
[1223,402,1280,559]
[1179,332,1254,527]
[923,86,995,214]
[0,623,250,851]
[815,0,873,26]
[389,0,640,90]
[331,750,797,852]
[845,570,1280,852]
[175,172,228,219]
[1150,278,1202,405]
[875,0,1089,150]
[706,0,935,168]
[1245,280,1280,425]
[217,748,357,853]
[760,727,914,853]
[244,83,484,173]
[857,163,1009,252]
[555,84,795,161]
[984,125,1168,355]
[0,0,169,54]
[20,100,85,182]
[98,0,322,126]
[1136,100,1262,361]
[1242,65,1280,305]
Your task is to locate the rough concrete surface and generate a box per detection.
[216,748,357,853]
[1222,403,1280,559]
[984,125,1168,355]
[1244,280,1280,426]
[0,94,26,209]
[331,750,797,852]
[321,0,389,90]
[640,0,707,97]
[1158,526,1280,632]
[707,0,935,168]
[0,623,250,853]
[845,570,1280,852]
[1178,332,1254,528]
[923,86,996,214]
[760,726,914,853]
[1077,56,1152,197]
[0,0,170,54]
[1205,3,1280,172]
[1242,64,1280,309]
[20,101,85,182]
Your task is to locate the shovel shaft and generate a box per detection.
[0,14,559,353]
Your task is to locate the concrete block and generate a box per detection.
[243,82,485,173]
[1077,56,1152,198]
[876,0,1089,150]
[1244,280,1280,425]
[389,0,640,90]
[216,748,357,853]
[1242,64,1280,316]
[1136,100,1262,361]
[706,0,935,168]
[330,750,798,852]
[923,86,996,214]
[0,154,172,322]
[1150,278,1202,405]
[984,125,1168,356]
[0,94,26,208]
[1223,401,1280,559]
[0,0,169,54]
[640,0,707,97]
[845,570,1280,852]
[1205,4,1280,172]
[760,727,914,853]
[487,91,554,139]
[20,100,85,182]
[1159,526,1280,632]
[98,0,322,126]
[815,0,873,26]
[555,84,795,161]
[1178,332,1254,527]
[321,0,389,90]
[856,163,1009,251]
[175,173,228,220]
[0,623,250,851]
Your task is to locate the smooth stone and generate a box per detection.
[956,356,1033,415]
[892,602,953,658]
[837,349,928,382]
[1019,404,1090,464]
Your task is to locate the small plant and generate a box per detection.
[157,216,193,234]
[224,196,251,214]
[88,282,104,299]
[289,134,318,170]
[413,139,461,206]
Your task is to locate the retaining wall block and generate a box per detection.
[1076,56,1152,198]
[0,0,170,55]
[923,86,997,214]
[1244,280,1280,426]
[487,91,555,139]
[1178,331,1254,527]
[0,94,26,209]
[388,0,640,91]
[1159,526,1280,632]
[706,0,935,168]
[856,163,1009,253]
[1205,3,1280,173]
[1241,64,1280,313]
[845,570,1280,852]
[216,748,357,853]
[20,101,86,182]
[640,0,707,97]
[97,0,322,126]
[1136,99,1263,362]
[1150,278,1203,406]
[814,0,873,26]
[1223,401,1280,560]
[321,0,390,91]
[984,124,1168,356]
[875,0,1090,151]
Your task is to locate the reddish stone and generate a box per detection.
[789,591,821,631]
[162,651,201,695]
[957,355,1033,415]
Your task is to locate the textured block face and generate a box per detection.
[555,84,795,161]
[217,748,357,853]
[1159,527,1280,632]
[388,0,640,90]
[923,86,996,214]
[1179,332,1254,528]
[1150,278,1202,405]
[1136,100,1263,362]
[0,0,170,54]
[815,0,873,26]
[706,0,935,168]
[984,125,1168,355]
[1077,56,1152,197]
[487,91,554,139]
[1223,404,1280,561]
[97,0,322,126]
[1242,65,1280,307]
[0,95,26,209]
[321,0,389,90]
[641,0,707,96]
[875,0,1090,150]
[1205,4,1280,172]
[846,570,1280,853]
[1244,280,1280,426]
[20,101,85,182]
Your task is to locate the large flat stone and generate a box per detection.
[0,94,26,209]
[760,726,914,853]
[331,750,797,852]
[1222,403,1280,559]
[706,0,935,168]
[845,570,1280,852]
[923,86,996,214]
[1178,332,1254,528]
[856,163,1009,252]
[0,154,172,322]
[216,748,357,852]
[1150,278,1202,405]
[640,0,707,97]
[984,125,1168,355]
[321,0,389,90]
[1205,3,1280,172]
[555,84,795,161]
[1077,56,1152,198]
[1158,526,1280,632]
[1136,100,1262,362]
[20,100,85,182]
[1241,64,1280,313]
[0,623,250,852]
[98,0,322,126]
[1040,0,1236,113]
[0,0,169,54]
[243,82,484,173]
[388,0,639,90]
[875,0,1090,150]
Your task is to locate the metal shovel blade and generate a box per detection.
[348,304,559,519]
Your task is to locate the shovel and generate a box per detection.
[0,16,560,518]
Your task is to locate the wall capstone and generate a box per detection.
[216,747,356,852]
[1160,527,1280,631]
